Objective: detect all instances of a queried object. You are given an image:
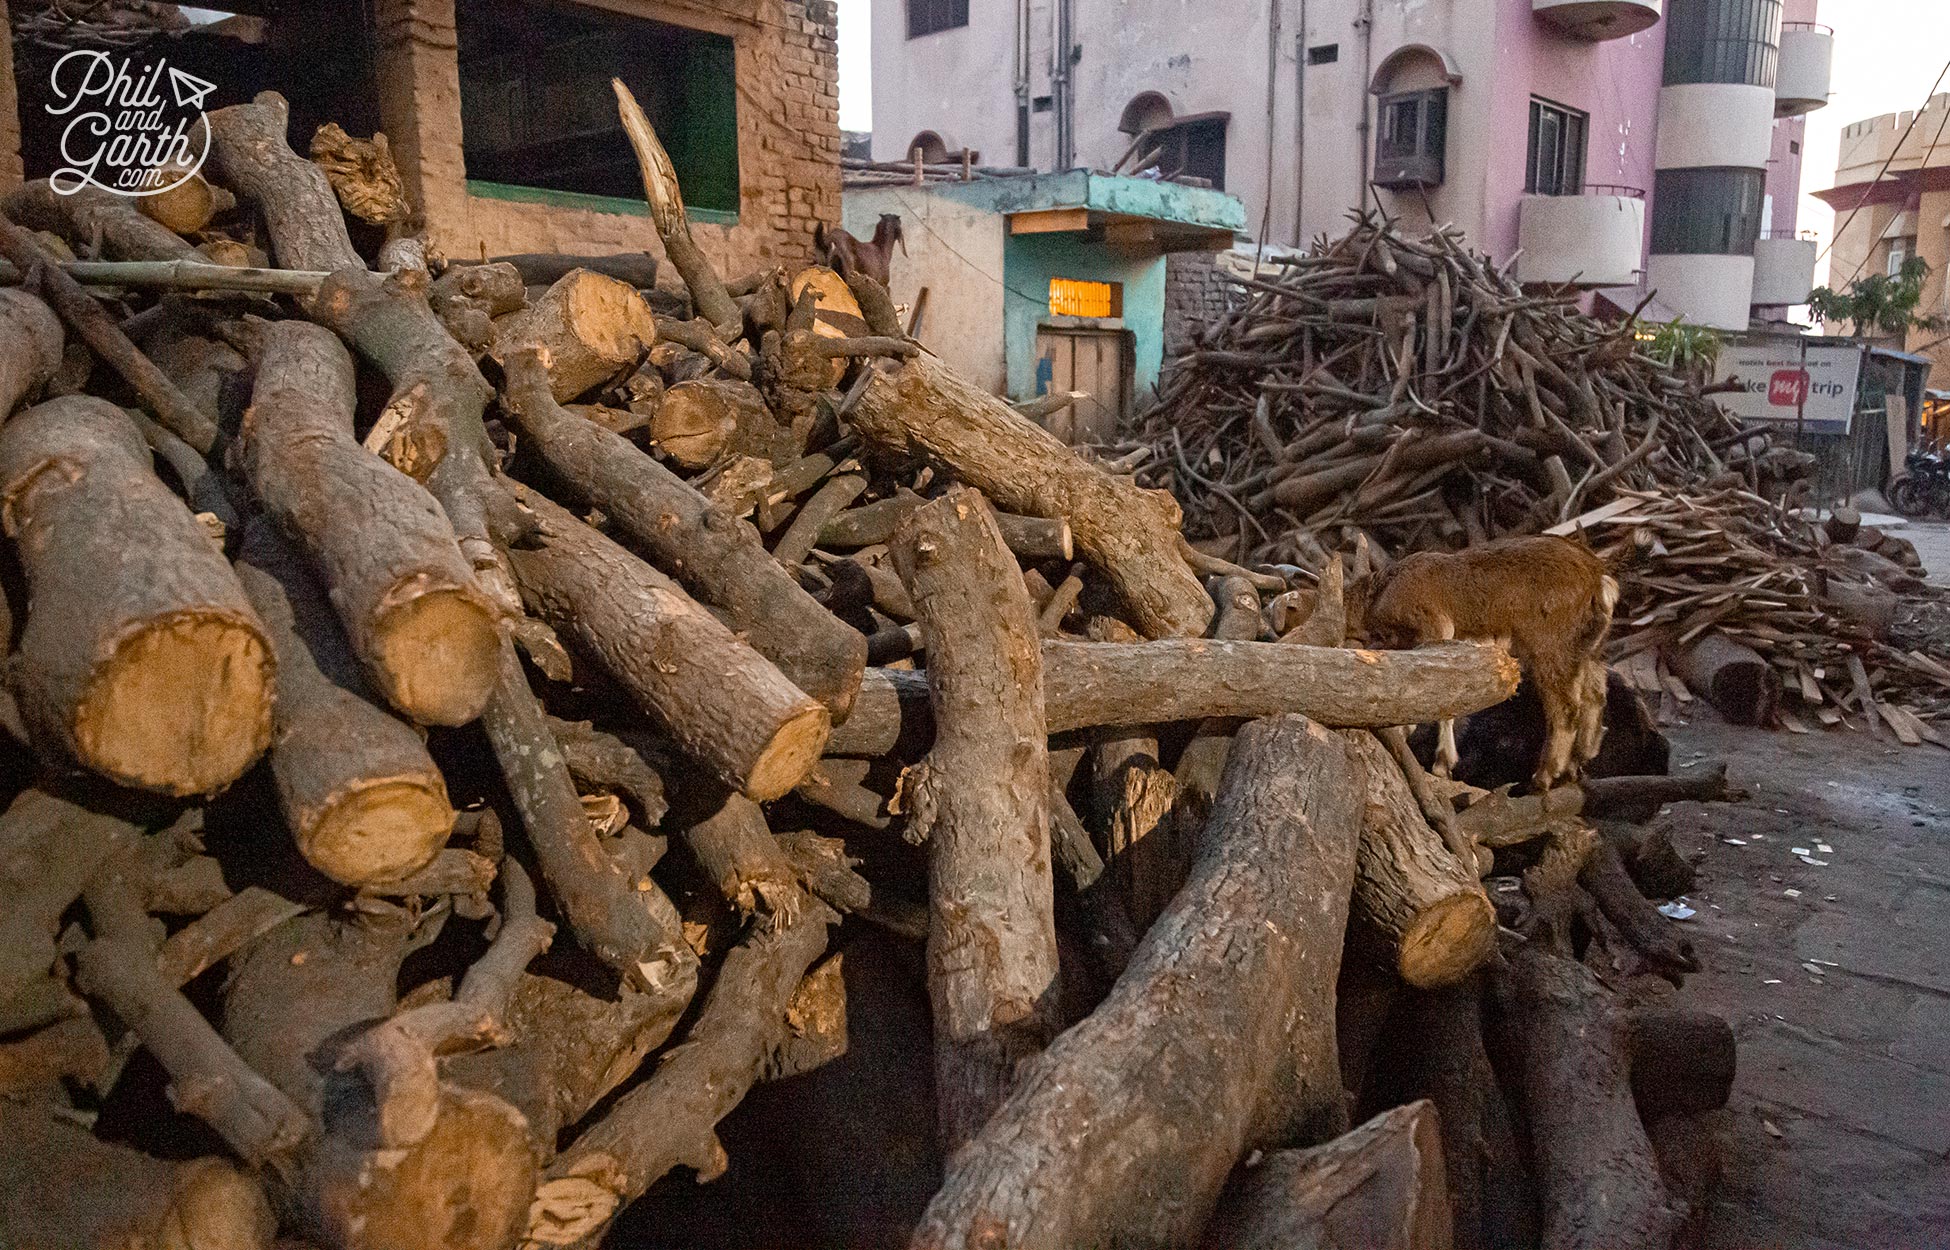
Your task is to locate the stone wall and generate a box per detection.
[1162,250,1229,356]
[372,0,840,284]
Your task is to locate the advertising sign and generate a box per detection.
[1710,338,1862,435]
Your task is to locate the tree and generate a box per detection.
[1807,255,1947,339]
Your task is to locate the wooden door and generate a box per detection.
[1034,327,1129,445]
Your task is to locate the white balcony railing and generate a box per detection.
[1532,0,1661,41]
[1516,188,1646,288]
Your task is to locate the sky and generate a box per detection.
[835,0,1947,286]
[1796,0,1950,288]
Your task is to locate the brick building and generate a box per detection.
[3,0,842,278]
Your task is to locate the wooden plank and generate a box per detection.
[1009,208,1091,235]
[1544,495,1648,536]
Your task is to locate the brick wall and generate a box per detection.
[1163,250,1230,357]
[372,0,840,283]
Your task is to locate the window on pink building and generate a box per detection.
[1526,98,1588,197]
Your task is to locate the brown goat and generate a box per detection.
[814,214,905,290]
[1357,534,1619,797]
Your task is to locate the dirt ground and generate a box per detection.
[1669,517,1950,1250]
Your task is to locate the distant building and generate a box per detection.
[2,0,844,276]
[870,0,1834,331]
[1812,92,1950,388]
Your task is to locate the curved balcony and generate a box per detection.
[1516,187,1647,288]
[1751,235,1818,306]
[1646,253,1756,331]
[1776,24,1834,117]
[1655,83,1777,170]
[1532,0,1661,41]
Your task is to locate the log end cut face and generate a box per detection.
[166,1156,279,1250]
[1397,888,1497,989]
[300,776,457,887]
[77,610,274,795]
[564,270,660,368]
[742,702,834,802]
[371,588,503,727]
[314,1085,536,1250]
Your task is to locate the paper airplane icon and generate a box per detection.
[166,66,217,111]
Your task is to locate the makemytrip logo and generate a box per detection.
[1768,369,1810,407]
[46,50,217,198]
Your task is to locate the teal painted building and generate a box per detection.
[843,171,1243,441]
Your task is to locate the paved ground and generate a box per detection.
[1671,519,1950,1250]
[1904,519,1950,587]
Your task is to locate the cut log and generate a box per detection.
[1486,945,1678,1250]
[612,79,742,333]
[0,789,140,1006]
[234,520,455,885]
[483,639,697,994]
[0,1102,276,1250]
[241,317,499,726]
[648,376,790,469]
[1670,632,1780,727]
[504,480,829,801]
[484,252,659,289]
[911,715,1362,1250]
[818,490,1075,561]
[501,344,864,720]
[1041,638,1520,732]
[3,179,198,263]
[525,900,839,1249]
[1453,763,1740,846]
[1823,505,1860,543]
[140,164,229,235]
[0,288,61,417]
[1344,731,1496,989]
[1629,1009,1736,1120]
[1201,1101,1452,1250]
[1365,976,1537,1250]
[892,486,1058,1150]
[674,787,802,918]
[852,350,1212,638]
[221,907,537,1250]
[1580,837,1698,980]
[0,396,272,793]
[491,268,657,402]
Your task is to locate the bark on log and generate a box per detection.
[242,317,499,726]
[1487,945,1679,1250]
[1671,632,1780,727]
[525,899,839,1249]
[911,715,1362,1250]
[504,481,829,801]
[221,908,537,1250]
[892,486,1058,1150]
[1344,731,1497,989]
[1040,639,1520,732]
[207,92,516,618]
[234,520,456,885]
[852,350,1212,638]
[1581,837,1698,980]
[3,179,198,262]
[483,639,697,994]
[1453,764,1739,844]
[0,396,272,793]
[825,666,931,757]
[613,80,742,334]
[483,252,658,289]
[0,1102,276,1250]
[501,344,866,719]
[818,491,1074,561]
[1201,1101,1453,1250]
[648,376,791,469]
[0,288,61,417]
[675,787,803,918]
[490,268,657,402]
[0,788,140,1005]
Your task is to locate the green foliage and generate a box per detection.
[1642,319,1723,374]
[1808,255,1948,338]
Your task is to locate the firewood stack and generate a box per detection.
[0,90,1734,1250]
[1136,217,1950,741]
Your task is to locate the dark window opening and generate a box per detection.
[1650,167,1766,255]
[1526,97,1588,195]
[1307,43,1340,65]
[907,0,969,39]
[1134,116,1228,189]
[1662,0,1782,87]
[1373,88,1446,188]
[1789,139,1800,154]
[457,0,739,218]
[1033,96,1054,113]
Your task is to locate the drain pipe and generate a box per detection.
[1014,0,1030,166]
[1356,0,1374,200]
[1260,0,1281,251]
[1294,0,1307,246]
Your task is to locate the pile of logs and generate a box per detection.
[0,91,1732,1250]
[1136,216,1950,739]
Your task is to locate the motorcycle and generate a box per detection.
[1888,448,1950,520]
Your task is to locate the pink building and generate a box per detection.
[871,0,1834,329]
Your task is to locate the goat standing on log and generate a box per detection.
[1357,534,1619,799]
[815,214,905,290]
